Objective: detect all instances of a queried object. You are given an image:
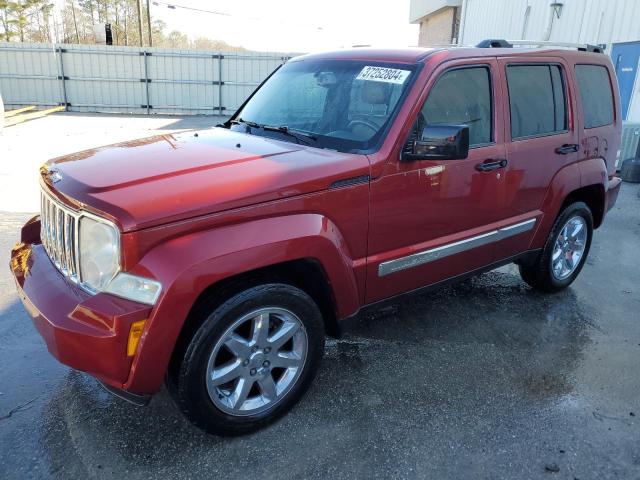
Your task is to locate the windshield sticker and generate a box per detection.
[356,66,411,84]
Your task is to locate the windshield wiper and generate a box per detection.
[230,118,317,146]
[228,117,261,129]
[260,124,317,146]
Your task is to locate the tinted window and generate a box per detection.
[575,64,614,128]
[420,66,492,146]
[507,64,567,139]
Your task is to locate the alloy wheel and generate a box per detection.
[205,307,308,416]
[551,215,588,280]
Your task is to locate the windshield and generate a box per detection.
[229,59,417,153]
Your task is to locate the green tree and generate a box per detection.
[0,0,54,42]
[0,1,13,40]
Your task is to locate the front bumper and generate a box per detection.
[10,216,152,391]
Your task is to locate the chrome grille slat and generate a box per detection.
[40,188,79,283]
[56,207,63,270]
[43,194,48,252]
[57,207,65,271]
[47,196,56,264]
[52,203,59,266]
[42,195,48,252]
[64,214,76,277]
[49,201,57,263]
[53,203,60,266]
[40,193,47,252]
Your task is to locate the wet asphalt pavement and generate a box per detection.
[0,185,639,480]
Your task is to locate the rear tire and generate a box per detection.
[168,283,325,436]
[519,202,593,293]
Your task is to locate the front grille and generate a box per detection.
[40,188,80,282]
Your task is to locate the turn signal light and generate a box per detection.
[127,320,146,357]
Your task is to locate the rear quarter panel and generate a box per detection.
[571,55,622,180]
[527,162,581,249]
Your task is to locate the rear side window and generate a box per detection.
[507,64,567,139]
[575,64,614,128]
[420,66,492,146]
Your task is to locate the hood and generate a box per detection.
[43,128,370,231]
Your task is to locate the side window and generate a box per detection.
[506,64,567,139]
[575,64,614,128]
[420,66,492,146]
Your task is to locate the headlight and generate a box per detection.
[78,214,162,305]
[79,216,120,291]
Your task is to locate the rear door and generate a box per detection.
[495,57,579,259]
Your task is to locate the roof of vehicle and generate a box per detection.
[293,46,609,65]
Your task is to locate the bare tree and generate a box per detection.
[0,0,248,50]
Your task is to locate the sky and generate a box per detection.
[149,0,419,53]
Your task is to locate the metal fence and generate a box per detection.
[0,42,294,115]
[620,122,640,164]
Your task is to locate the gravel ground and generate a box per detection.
[0,150,639,478]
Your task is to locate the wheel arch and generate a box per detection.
[576,156,608,228]
[166,258,339,390]
[560,183,605,228]
[530,160,606,249]
[185,258,340,335]
[122,213,361,394]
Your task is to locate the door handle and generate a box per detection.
[555,143,579,155]
[475,158,508,172]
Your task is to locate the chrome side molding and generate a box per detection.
[378,218,536,277]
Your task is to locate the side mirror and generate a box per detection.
[402,124,470,161]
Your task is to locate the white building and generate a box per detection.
[410,0,640,122]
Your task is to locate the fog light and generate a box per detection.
[105,272,162,305]
[127,320,146,357]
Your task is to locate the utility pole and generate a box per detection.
[146,0,152,46]
[71,1,80,43]
[136,0,144,46]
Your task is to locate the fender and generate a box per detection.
[529,156,608,249]
[529,162,581,249]
[578,156,607,227]
[578,156,608,190]
[123,213,361,394]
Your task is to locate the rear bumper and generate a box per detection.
[605,176,622,212]
[10,217,152,392]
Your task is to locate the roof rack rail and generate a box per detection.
[476,39,606,53]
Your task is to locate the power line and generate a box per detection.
[151,0,323,30]
[151,1,232,17]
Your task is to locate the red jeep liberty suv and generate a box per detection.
[11,41,622,435]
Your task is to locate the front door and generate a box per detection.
[366,59,508,303]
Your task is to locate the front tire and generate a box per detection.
[169,283,325,436]
[519,202,593,293]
